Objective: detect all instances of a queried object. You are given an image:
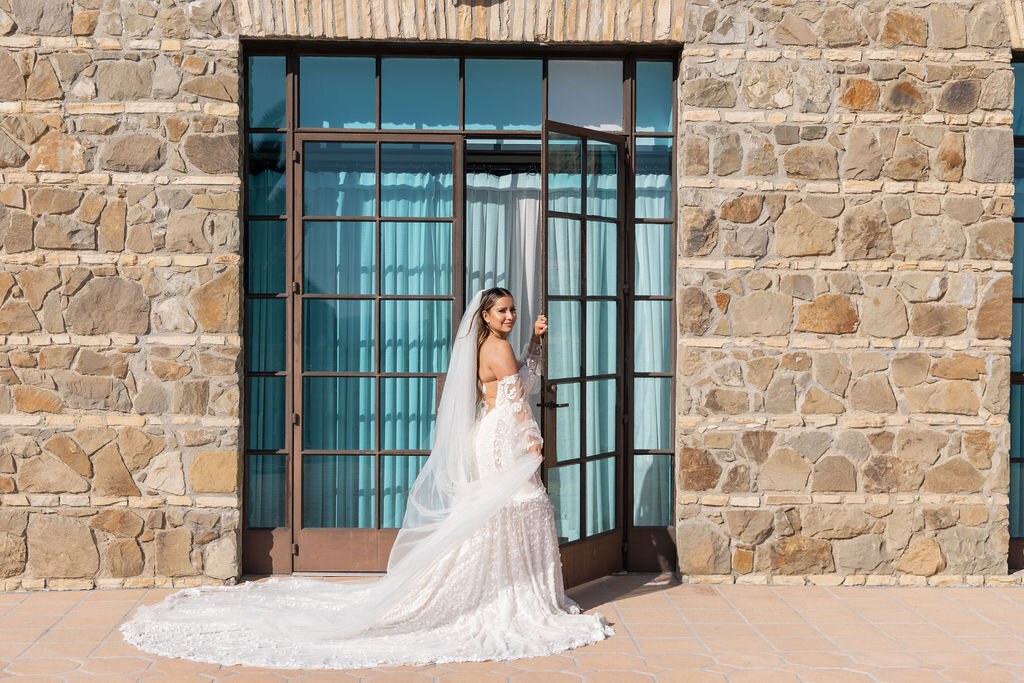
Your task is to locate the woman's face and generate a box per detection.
[483,296,517,336]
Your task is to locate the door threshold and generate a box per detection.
[293,571,386,577]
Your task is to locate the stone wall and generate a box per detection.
[0,0,1016,590]
[0,0,243,589]
[675,0,1016,584]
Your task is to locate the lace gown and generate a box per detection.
[120,343,612,670]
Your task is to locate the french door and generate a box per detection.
[541,122,626,586]
[291,134,463,571]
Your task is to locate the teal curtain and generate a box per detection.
[302,157,453,529]
[632,174,674,527]
[246,219,287,529]
[1012,386,1024,536]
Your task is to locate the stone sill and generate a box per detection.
[681,572,1024,587]
[2,575,236,592]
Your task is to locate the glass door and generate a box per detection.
[292,134,462,571]
[542,122,626,587]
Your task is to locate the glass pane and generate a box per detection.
[247,220,286,294]
[381,300,452,373]
[303,142,376,217]
[548,300,581,380]
[1015,147,1024,220]
[464,138,543,299]
[303,378,375,451]
[248,376,285,450]
[634,377,671,450]
[246,299,286,372]
[634,300,672,373]
[548,464,581,543]
[548,60,623,131]
[382,222,452,295]
[1013,385,1024,536]
[586,379,616,456]
[302,455,375,528]
[1015,224,1024,297]
[1013,303,1024,373]
[381,378,436,451]
[548,133,582,214]
[635,138,672,220]
[636,61,674,133]
[587,221,617,296]
[633,454,672,526]
[300,56,375,129]
[548,218,581,296]
[586,457,616,536]
[249,134,286,216]
[1015,63,1024,136]
[247,454,287,528]
[1012,460,1024,538]
[381,144,454,218]
[586,301,617,376]
[248,56,286,129]
[635,224,673,296]
[381,58,459,130]
[303,300,374,372]
[381,454,429,528]
[303,221,375,295]
[555,382,580,463]
[587,141,618,218]
[465,59,542,131]
[1015,385,1024,458]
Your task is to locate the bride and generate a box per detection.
[121,287,613,670]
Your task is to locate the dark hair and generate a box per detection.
[475,287,514,352]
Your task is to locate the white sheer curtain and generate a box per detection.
[464,171,542,353]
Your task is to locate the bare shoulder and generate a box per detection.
[479,337,517,380]
[480,336,514,363]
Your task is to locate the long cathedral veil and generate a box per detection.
[123,290,545,645]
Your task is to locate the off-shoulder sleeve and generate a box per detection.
[518,340,543,395]
[495,372,543,459]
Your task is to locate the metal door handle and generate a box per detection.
[537,401,569,409]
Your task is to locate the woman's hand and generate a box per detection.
[532,314,547,343]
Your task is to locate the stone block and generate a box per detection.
[896,538,945,576]
[203,532,239,580]
[731,292,792,336]
[924,458,985,494]
[775,203,837,257]
[190,450,239,493]
[0,531,26,578]
[811,456,857,492]
[677,520,731,574]
[17,454,89,493]
[769,535,834,575]
[66,277,150,335]
[677,447,721,491]
[724,509,774,545]
[27,514,98,579]
[106,539,144,578]
[904,381,979,415]
[155,527,196,577]
[91,443,140,497]
[760,449,811,491]
[967,129,1013,183]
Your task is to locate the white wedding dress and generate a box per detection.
[121,292,612,670]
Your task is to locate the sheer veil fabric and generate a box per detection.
[120,290,613,670]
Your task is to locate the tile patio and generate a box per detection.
[2,574,1024,681]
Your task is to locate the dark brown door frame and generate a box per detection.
[541,120,628,587]
[291,131,464,572]
[240,46,680,578]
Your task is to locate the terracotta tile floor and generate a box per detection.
[3,574,1024,680]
